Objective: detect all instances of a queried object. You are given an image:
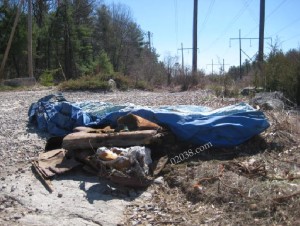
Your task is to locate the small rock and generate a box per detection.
[141,192,152,200]
[250,203,258,210]
[0,177,5,181]
[130,220,138,226]
[0,205,5,211]
[108,79,117,91]
[154,176,164,184]
[12,214,22,220]
[10,185,16,192]
[58,193,63,198]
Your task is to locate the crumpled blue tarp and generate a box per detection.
[28,94,270,147]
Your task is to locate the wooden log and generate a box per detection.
[73,126,114,133]
[62,130,159,151]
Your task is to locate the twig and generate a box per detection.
[153,220,183,224]
[265,175,300,181]
[218,179,260,200]
[273,191,300,203]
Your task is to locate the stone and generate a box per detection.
[108,79,117,91]
[153,176,164,184]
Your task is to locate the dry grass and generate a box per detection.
[122,108,300,225]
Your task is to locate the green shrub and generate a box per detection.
[58,75,110,91]
[0,85,15,91]
[113,73,130,91]
[210,85,223,97]
[39,70,55,86]
[134,80,149,90]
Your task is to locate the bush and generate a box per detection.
[58,75,110,91]
[113,73,130,91]
[134,80,152,90]
[264,47,300,103]
[39,70,55,86]
[0,85,15,91]
[58,72,134,91]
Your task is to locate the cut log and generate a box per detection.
[73,126,114,133]
[62,130,160,151]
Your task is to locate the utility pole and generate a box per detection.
[239,29,242,79]
[0,0,24,80]
[206,59,229,75]
[180,43,184,73]
[178,43,197,75]
[28,0,33,78]
[258,0,265,64]
[230,29,271,79]
[192,0,198,76]
[147,31,151,49]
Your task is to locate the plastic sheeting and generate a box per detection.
[28,94,270,147]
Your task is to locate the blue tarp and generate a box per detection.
[28,94,270,148]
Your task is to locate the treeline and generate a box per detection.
[0,0,166,86]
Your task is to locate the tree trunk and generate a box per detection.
[0,0,24,80]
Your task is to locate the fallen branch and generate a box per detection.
[265,175,300,181]
[272,191,300,203]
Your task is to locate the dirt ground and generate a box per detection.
[0,88,299,225]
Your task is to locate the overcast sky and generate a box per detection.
[104,0,300,73]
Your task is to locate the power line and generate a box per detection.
[174,0,178,47]
[244,0,288,38]
[282,32,300,43]
[266,0,287,20]
[199,0,215,33]
[271,15,300,36]
[243,0,257,23]
[202,0,253,53]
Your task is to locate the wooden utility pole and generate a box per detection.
[239,29,242,79]
[230,29,271,79]
[0,0,24,80]
[206,59,229,75]
[180,43,184,73]
[192,0,198,76]
[177,43,196,75]
[258,0,265,64]
[28,0,33,77]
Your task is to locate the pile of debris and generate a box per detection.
[29,93,270,191]
[32,113,170,191]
